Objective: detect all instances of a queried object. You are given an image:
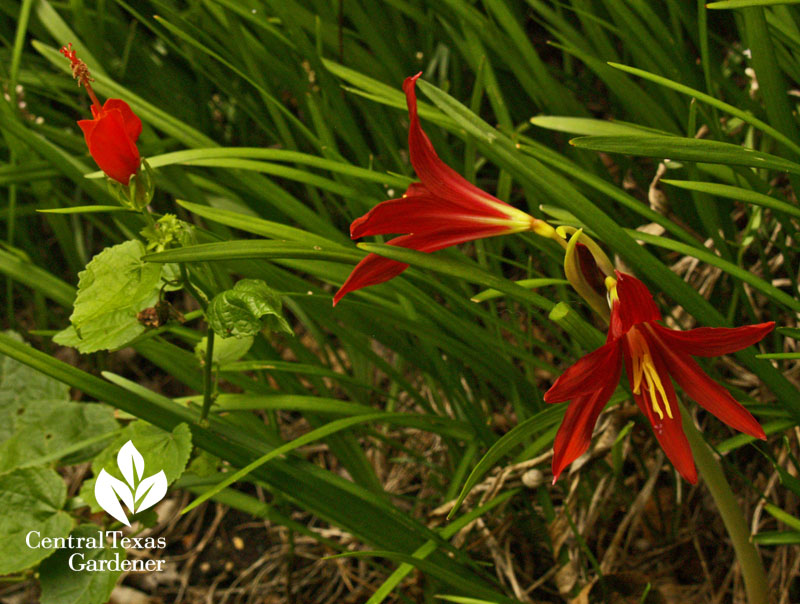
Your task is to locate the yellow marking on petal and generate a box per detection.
[463,191,556,239]
[605,276,618,307]
[464,195,540,234]
[531,219,557,239]
[631,352,643,394]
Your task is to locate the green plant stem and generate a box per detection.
[200,327,215,422]
[6,0,33,327]
[177,258,213,423]
[5,179,16,328]
[179,264,207,311]
[141,208,156,229]
[680,404,769,604]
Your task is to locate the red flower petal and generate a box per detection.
[649,321,774,358]
[77,118,97,142]
[333,225,512,305]
[403,74,509,218]
[631,388,697,483]
[625,333,697,483]
[609,271,661,340]
[650,329,766,440]
[350,194,512,239]
[544,341,622,403]
[82,109,140,184]
[333,250,409,306]
[551,370,621,483]
[103,98,142,143]
[403,182,429,197]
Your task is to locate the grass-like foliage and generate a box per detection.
[0,1,799,602]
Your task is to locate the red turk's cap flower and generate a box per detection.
[61,44,142,185]
[77,99,142,185]
[544,271,772,484]
[333,73,544,305]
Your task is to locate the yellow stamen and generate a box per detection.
[627,328,673,421]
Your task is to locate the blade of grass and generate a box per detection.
[570,134,800,173]
[144,240,361,264]
[661,179,800,219]
[449,406,563,517]
[606,62,800,155]
[708,0,800,8]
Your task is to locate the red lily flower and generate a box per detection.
[544,271,773,484]
[61,44,142,185]
[333,73,543,305]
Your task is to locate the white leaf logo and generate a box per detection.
[118,440,144,486]
[135,470,168,513]
[94,470,134,526]
[94,440,168,526]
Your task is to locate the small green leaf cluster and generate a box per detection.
[140,214,196,253]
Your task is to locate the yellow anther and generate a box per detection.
[641,355,672,420]
[627,329,673,421]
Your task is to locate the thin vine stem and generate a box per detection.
[179,263,207,312]
[177,261,215,423]
[200,328,215,423]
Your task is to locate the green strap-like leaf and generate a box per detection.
[661,180,800,219]
[144,240,361,264]
[570,135,800,174]
[181,411,475,515]
[708,1,800,9]
[606,62,800,156]
[449,406,564,518]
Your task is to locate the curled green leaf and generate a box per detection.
[206,279,292,339]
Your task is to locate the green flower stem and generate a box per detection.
[680,404,769,604]
[179,264,207,312]
[6,179,16,328]
[140,207,156,229]
[177,262,214,423]
[200,327,215,423]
